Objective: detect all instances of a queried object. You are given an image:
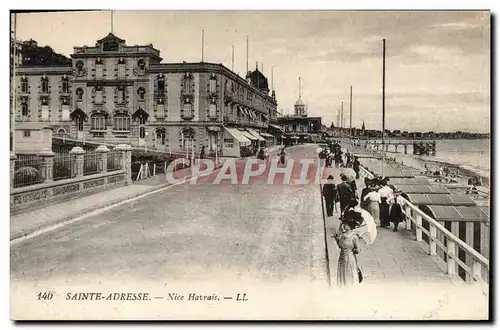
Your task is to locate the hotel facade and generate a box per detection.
[14,33,280,157]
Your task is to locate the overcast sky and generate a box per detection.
[15,10,490,133]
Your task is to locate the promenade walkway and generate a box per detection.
[321,164,488,319]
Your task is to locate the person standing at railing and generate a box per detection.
[389,189,405,232]
[378,178,394,228]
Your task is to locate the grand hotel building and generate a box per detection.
[14,33,281,157]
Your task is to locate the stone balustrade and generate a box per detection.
[10,144,133,210]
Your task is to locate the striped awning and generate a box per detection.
[224,127,251,146]
[246,128,265,142]
[240,130,258,141]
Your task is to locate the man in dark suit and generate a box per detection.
[322,175,337,217]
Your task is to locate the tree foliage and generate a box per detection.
[14,38,72,66]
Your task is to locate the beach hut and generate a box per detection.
[403,193,476,207]
[421,205,490,283]
[395,185,451,194]
[388,177,431,185]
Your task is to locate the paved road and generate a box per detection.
[11,144,329,285]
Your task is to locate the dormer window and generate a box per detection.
[41,76,49,94]
[103,40,119,52]
[137,87,146,101]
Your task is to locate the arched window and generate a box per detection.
[113,114,130,132]
[21,76,28,93]
[139,126,146,139]
[41,76,49,94]
[61,76,70,94]
[91,113,106,132]
[76,88,84,102]
[137,87,146,101]
[292,124,297,132]
[57,128,67,135]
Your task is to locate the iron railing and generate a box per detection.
[83,153,99,176]
[107,151,122,172]
[13,155,45,188]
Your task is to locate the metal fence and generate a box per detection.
[83,153,99,176]
[53,154,74,181]
[107,151,122,172]
[13,155,45,188]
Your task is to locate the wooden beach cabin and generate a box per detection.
[402,193,488,282]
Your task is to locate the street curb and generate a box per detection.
[10,165,223,242]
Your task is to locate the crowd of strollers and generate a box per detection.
[320,142,406,288]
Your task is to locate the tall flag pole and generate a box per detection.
[382,38,386,177]
[201,29,205,62]
[299,77,301,98]
[246,36,249,75]
[349,86,353,136]
[111,10,114,34]
[231,45,234,71]
[341,102,344,129]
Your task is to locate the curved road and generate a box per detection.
[11,144,328,286]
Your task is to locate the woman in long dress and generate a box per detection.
[364,187,381,226]
[335,218,361,288]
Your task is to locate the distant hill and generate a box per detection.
[13,39,72,67]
